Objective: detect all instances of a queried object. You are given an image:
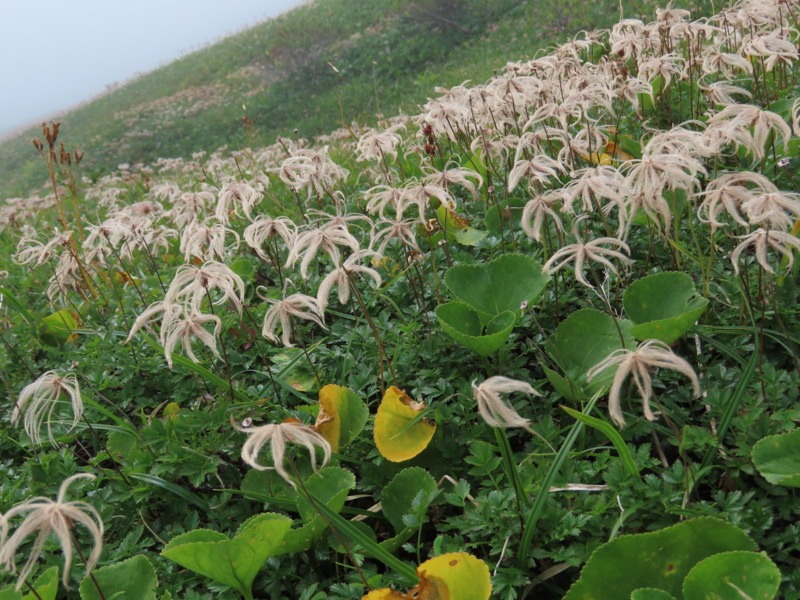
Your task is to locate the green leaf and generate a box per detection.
[0,566,60,600]
[239,469,297,510]
[484,198,525,235]
[23,567,59,600]
[631,590,677,600]
[128,473,210,511]
[272,349,320,393]
[378,526,417,554]
[682,551,780,600]
[279,467,356,554]
[79,555,157,600]
[444,253,548,321]
[544,366,588,403]
[752,429,800,487]
[229,257,256,282]
[436,302,515,356]
[453,227,488,246]
[623,272,708,344]
[546,308,634,398]
[162,513,292,598]
[561,406,639,478]
[302,489,418,585]
[381,467,438,534]
[0,287,39,328]
[564,517,757,599]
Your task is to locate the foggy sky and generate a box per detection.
[0,0,305,138]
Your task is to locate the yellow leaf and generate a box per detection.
[577,150,613,166]
[360,553,492,600]
[374,386,436,462]
[604,141,634,162]
[417,553,492,600]
[314,384,368,452]
[361,590,409,599]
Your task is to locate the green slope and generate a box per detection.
[0,0,674,199]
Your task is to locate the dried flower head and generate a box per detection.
[234,420,331,487]
[730,228,800,274]
[12,371,83,447]
[0,473,103,590]
[587,339,700,427]
[543,223,632,288]
[260,291,326,347]
[471,376,540,429]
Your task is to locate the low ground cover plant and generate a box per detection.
[1,0,800,597]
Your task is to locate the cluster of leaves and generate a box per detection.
[1,0,800,597]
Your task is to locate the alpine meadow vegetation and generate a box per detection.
[2,0,800,597]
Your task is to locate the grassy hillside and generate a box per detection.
[1,0,797,595]
[0,0,670,199]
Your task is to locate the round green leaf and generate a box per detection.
[229,257,256,282]
[381,467,438,534]
[444,253,548,320]
[683,551,780,600]
[436,303,515,356]
[296,466,356,523]
[80,555,157,600]
[752,429,800,487]
[546,308,634,397]
[564,517,757,599]
[623,272,708,344]
[280,468,355,555]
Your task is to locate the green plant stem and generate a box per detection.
[23,579,43,600]
[72,531,106,600]
[517,391,602,568]
[349,274,396,392]
[204,288,236,405]
[494,427,527,530]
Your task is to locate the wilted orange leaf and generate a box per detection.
[374,386,436,462]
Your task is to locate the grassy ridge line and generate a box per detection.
[0,0,658,200]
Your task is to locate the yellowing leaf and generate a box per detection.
[360,553,492,600]
[374,386,436,462]
[164,402,181,420]
[604,141,634,161]
[362,590,409,599]
[577,150,609,166]
[39,309,81,346]
[417,553,492,600]
[314,384,368,452]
